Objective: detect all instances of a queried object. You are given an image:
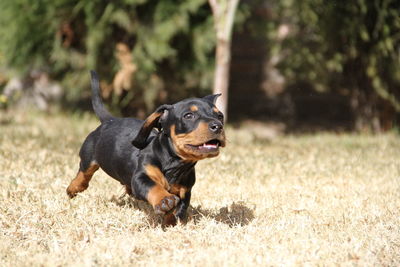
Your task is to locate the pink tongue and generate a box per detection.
[202,143,217,149]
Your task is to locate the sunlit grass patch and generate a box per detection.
[1,111,399,266]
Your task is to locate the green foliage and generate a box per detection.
[0,0,59,71]
[0,0,216,112]
[270,0,400,130]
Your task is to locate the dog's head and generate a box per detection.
[132,94,226,161]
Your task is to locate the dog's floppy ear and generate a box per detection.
[132,104,172,149]
[203,94,221,104]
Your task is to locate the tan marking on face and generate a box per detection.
[213,107,220,113]
[145,164,170,190]
[66,163,99,198]
[190,105,199,112]
[170,124,225,161]
[170,184,188,199]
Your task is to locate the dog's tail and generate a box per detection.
[90,70,114,123]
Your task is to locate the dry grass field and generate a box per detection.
[1,111,399,266]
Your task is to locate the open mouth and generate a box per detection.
[186,139,222,152]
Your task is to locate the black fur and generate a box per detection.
[67,71,226,226]
[90,70,113,123]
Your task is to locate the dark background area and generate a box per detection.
[0,0,399,133]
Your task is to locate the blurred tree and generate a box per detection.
[273,0,400,132]
[0,0,217,116]
[1,0,398,131]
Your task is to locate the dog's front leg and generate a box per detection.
[174,190,192,222]
[168,184,192,222]
[162,190,191,227]
[132,171,180,215]
[165,169,196,225]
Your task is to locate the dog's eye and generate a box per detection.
[217,113,224,122]
[183,112,195,120]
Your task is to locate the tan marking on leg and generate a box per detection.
[145,164,170,190]
[170,184,188,199]
[147,185,172,207]
[163,212,178,227]
[66,164,99,198]
[162,185,189,226]
[145,165,179,214]
[147,184,180,216]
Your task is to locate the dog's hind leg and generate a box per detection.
[66,133,99,198]
[66,161,99,198]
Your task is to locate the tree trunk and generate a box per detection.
[351,88,381,133]
[209,0,239,122]
[213,38,230,120]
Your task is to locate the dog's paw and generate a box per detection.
[154,195,180,215]
[66,183,87,198]
[162,212,178,227]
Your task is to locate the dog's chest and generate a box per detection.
[164,163,195,184]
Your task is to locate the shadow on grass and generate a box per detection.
[110,195,255,228]
[188,202,255,227]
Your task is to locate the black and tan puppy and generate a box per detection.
[66,71,226,226]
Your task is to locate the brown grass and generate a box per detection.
[1,111,399,266]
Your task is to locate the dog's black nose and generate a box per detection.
[209,121,223,134]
